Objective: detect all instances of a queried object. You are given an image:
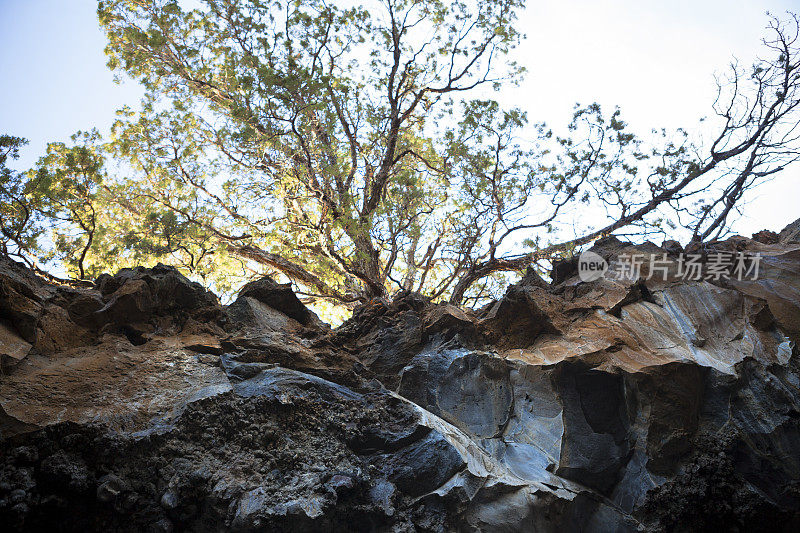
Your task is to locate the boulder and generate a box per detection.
[0,321,31,367]
[232,276,323,327]
[752,229,780,244]
[95,264,222,331]
[0,257,48,343]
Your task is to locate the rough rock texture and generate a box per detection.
[2,219,800,532]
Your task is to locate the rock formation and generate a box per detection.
[1,220,800,532]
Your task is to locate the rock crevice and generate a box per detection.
[2,220,800,531]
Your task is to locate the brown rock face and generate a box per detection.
[234,276,324,327]
[0,320,31,368]
[2,220,800,532]
[779,217,800,243]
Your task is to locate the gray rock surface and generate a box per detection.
[779,216,800,243]
[2,220,800,531]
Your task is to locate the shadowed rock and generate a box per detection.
[230,276,323,328]
[2,221,800,531]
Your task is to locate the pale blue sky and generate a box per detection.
[1,0,798,237]
[0,1,142,167]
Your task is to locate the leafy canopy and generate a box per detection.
[3,3,800,313]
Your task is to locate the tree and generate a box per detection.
[14,3,800,308]
[29,131,107,279]
[1,132,108,279]
[0,135,37,262]
[97,0,526,304]
[1,129,251,291]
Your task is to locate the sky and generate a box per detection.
[1,0,798,238]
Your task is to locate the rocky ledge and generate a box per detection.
[1,221,800,532]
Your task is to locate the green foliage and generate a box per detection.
[93,0,528,304]
[0,135,39,260]
[5,5,798,313]
[30,130,106,278]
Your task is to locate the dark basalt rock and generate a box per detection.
[477,280,560,348]
[550,255,579,285]
[231,276,323,328]
[3,220,800,531]
[661,239,683,256]
[752,229,781,244]
[94,263,222,330]
[0,257,49,344]
[0,368,458,532]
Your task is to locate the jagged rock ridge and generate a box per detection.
[1,220,800,532]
